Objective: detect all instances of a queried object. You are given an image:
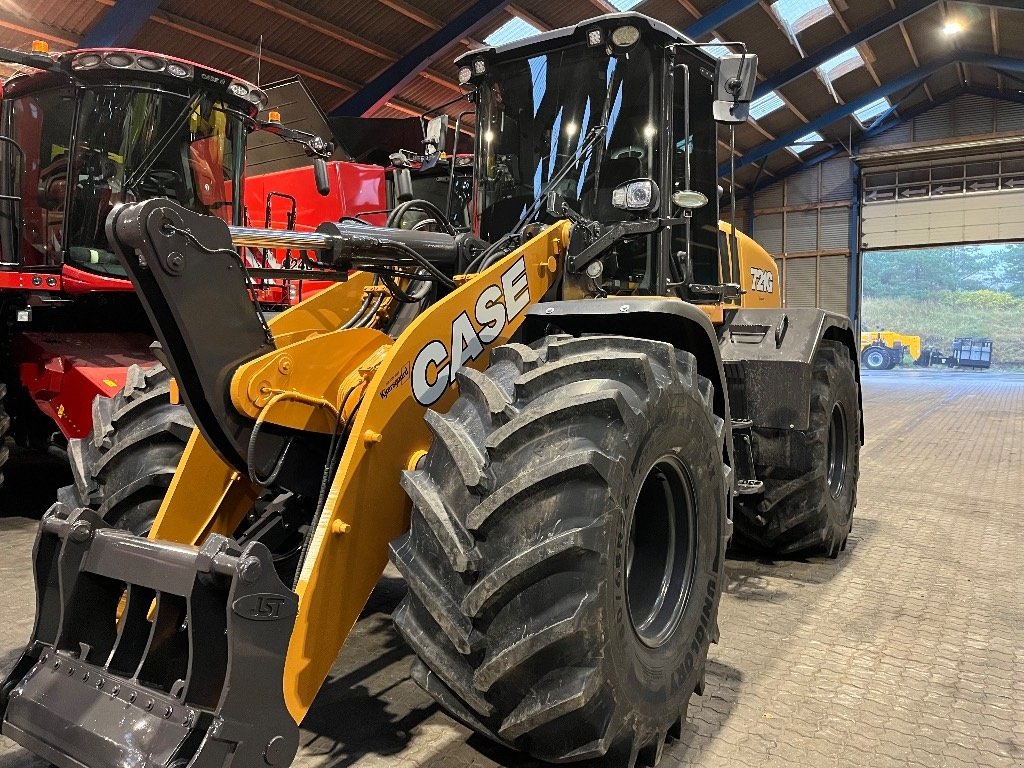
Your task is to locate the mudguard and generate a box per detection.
[718,307,861,434]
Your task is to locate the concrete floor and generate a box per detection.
[0,369,1021,767]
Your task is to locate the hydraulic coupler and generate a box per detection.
[0,504,299,768]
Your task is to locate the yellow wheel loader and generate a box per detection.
[0,13,862,768]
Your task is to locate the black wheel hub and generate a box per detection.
[826,403,849,499]
[625,455,698,648]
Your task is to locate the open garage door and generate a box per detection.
[861,158,1024,249]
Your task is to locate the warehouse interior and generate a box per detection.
[0,1,1021,767]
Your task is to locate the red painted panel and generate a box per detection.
[60,264,134,294]
[15,332,158,439]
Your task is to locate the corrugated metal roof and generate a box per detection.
[4,0,1021,190]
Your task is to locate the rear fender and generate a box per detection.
[719,307,863,440]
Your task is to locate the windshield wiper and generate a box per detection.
[512,123,606,235]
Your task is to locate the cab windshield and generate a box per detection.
[1,86,245,275]
[475,42,659,243]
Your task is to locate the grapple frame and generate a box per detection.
[1,504,299,768]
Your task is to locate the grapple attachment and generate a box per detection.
[1,504,299,768]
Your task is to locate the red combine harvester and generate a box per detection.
[0,42,388,528]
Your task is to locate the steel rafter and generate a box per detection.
[724,52,1024,176]
[332,0,513,117]
[80,0,165,48]
[684,0,761,40]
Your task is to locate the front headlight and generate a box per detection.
[611,179,659,211]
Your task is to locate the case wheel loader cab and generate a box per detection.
[0,12,860,768]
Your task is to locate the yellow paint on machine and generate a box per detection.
[283,221,569,721]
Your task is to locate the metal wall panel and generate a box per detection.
[818,255,848,314]
[820,207,850,250]
[756,213,784,253]
[820,157,853,202]
[995,102,1024,133]
[785,210,818,253]
[861,120,912,148]
[783,257,817,308]
[787,166,819,206]
[953,95,994,137]
[913,102,953,142]
[755,181,785,209]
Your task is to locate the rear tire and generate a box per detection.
[734,340,859,557]
[861,344,890,371]
[389,335,728,766]
[58,364,194,535]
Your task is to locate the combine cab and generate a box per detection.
[0,44,380,521]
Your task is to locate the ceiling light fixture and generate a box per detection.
[943,20,963,36]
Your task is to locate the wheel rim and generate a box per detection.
[826,403,849,499]
[866,349,885,368]
[625,455,698,648]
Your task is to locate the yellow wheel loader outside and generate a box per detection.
[0,13,862,768]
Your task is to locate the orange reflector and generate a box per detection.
[268,110,281,122]
[31,40,49,54]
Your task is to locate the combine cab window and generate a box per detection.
[1,88,75,266]
[65,89,245,275]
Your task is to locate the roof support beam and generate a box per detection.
[684,0,761,40]
[739,83,1020,200]
[333,0,514,117]
[726,52,1024,174]
[80,0,165,48]
[753,0,933,100]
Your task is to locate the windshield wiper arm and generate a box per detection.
[512,123,606,235]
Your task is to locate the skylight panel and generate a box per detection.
[818,47,864,81]
[749,92,785,120]
[700,37,733,59]
[608,0,645,10]
[770,0,834,35]
[484,16,541,47]
[789,131,823,154]
[854,97,890,125]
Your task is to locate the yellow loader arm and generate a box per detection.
[152,219,569,721]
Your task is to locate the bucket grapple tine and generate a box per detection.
[1,504,300,768]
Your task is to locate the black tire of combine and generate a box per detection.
[0,383,10,488]
[861,344,890,371]
[58,364,194,535]
[389,335,729,766]
[734,340,859,557]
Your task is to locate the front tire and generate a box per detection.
[389,335,728,765]
[861,344,890,371]
[734,340,860,557]
[58,364,194,534]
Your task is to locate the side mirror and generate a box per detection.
[421,115,448,171]
[313,158,330,196]
[394,166,414,202]
[425,115,448,156]
[713,53,758,123]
